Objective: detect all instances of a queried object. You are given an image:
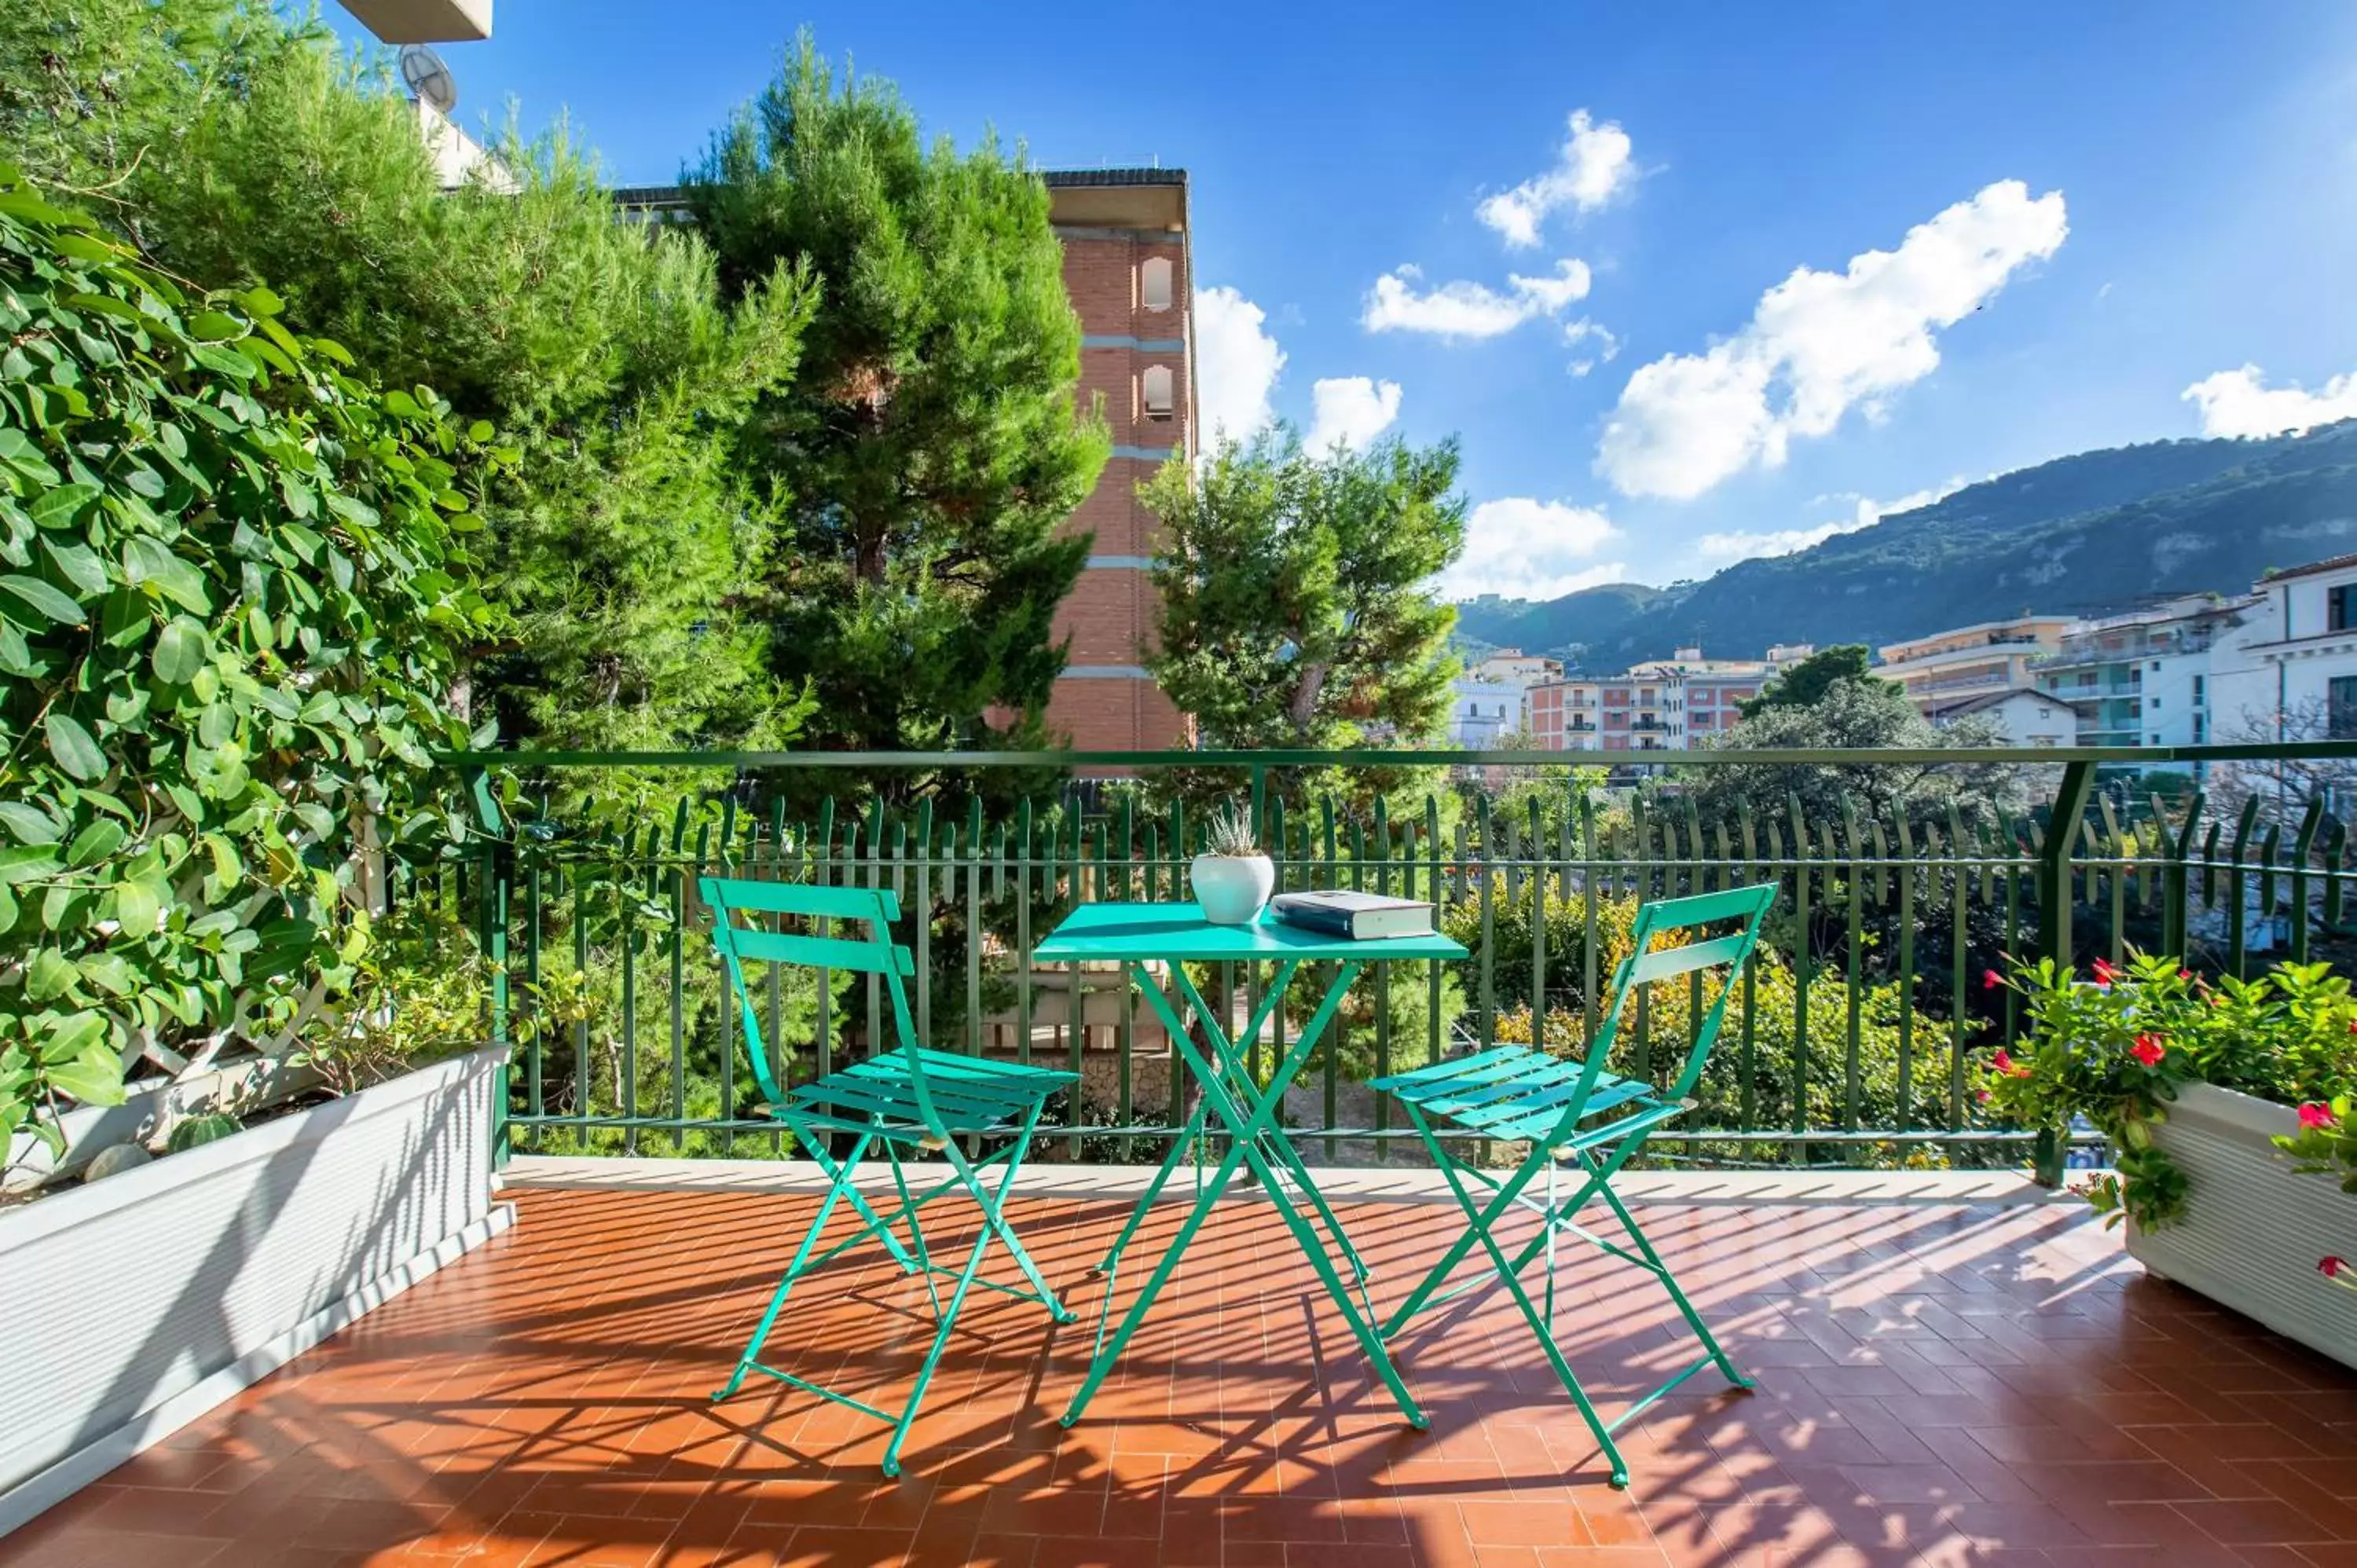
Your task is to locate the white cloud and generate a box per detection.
[1563,319,1621,377]
[1194,285,1286,449]
[1597,180,2068,500]
[1477,110,1637,248]
[1363,258,1592,340]
[1438,497,1624,601]
[1691,479,1964,566]
[1306,376,1403,453]
[2182,363,2357,438]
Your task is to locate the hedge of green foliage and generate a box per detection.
[0,170,493,1158]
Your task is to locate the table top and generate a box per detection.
[1032,901,1469,964]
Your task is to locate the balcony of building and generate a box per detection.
[9,746,2357,1568]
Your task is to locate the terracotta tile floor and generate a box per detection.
[7,1180,2357,1568]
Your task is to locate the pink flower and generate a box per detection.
[1983,969,2003,991]
[2323,1256,2352,1284]
[2298,1102,2339,1131]
[2178,969,2193,982]
[1976,1088,1993,1104]
[2131,1035,2166,1068]
[2091,958,2117,987]
[1991,1050,2030,1079]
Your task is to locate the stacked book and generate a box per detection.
[1269,890,1437,940]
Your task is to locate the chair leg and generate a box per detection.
[951,1109,1073,1324]
[1587,1158,1752,1389]
[880,1211,994,1479]
[716,1130,872,1401]
[880,1119,1053,1475]
[1420,1135,1633,1488]
[801,1123,921,1275]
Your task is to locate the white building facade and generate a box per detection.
[1450,676,1523,746]
[2209,555,2357,746]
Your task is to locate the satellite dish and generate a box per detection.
[399,44,457,115]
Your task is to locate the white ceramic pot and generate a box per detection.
[2128,1080,2357,1372]
[1190,852,1274,925]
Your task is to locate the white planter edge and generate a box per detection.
[2126,1079,2357,1372]
[1,1051,325,1192]
[0,1046,514,1540]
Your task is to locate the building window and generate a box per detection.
[2149,697,2160,710]
[1139,364,1175,421]
[2333,676,2357,738]
[2333,584,2356,632]
[2193,674,2205,705]
[2193,713,2205,742]
[1139,256,1173,313]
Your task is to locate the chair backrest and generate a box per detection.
[700,877,925,1118]
[1549,882,1776,1143]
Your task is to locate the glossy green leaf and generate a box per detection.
[0,574,86,625]
[152,616,207,683]
[27,481,100,529]
[44,1042,125,1107]
[44,712,106,780]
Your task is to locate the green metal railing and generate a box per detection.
[420,744,2357,1171]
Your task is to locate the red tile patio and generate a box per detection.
[5,1174,2355,1568]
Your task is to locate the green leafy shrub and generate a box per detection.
[1981,954,2357,1229]
[0,171,490,1160]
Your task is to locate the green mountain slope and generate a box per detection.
[1455,581,1664,655]
[1457,421,2357,666]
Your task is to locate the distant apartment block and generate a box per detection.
[1934,689,2079,747]
[2036,594,2254,748]
[1529,647,1800,753]
[1875,616,2073,721]
[1450,650,1563,744]
[2209,555,2357,746]
[1451,677,1521,746]
[611,169,1193,753]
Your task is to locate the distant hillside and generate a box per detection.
[1456,420,2357,666]
[1454,581,1666,657]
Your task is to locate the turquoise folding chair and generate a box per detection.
[1371,882,1776,1488]
[702,877,1078,1477]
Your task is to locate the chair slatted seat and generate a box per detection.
[702,876,1077,1478]
[1371,882,1777,1489]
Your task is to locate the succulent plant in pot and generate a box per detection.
[1191,805,1274,926]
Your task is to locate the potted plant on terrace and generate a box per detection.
[1190,805,1274,925]
[1982,954,2357,1368]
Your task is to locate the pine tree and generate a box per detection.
[1142,429,1468,805]
[686,37,1109,775]
[57,26,822,752]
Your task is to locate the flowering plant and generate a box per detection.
[2275,1094,2357,1196]
[1981,954,2357,1230]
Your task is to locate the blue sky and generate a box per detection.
[328,1,2357,603]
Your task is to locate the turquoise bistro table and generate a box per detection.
[1031,901,1469,1429]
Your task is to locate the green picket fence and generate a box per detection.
[422,746,2357,1169]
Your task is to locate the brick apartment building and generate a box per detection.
[1529,647,1802,752]
[1039,170,1193,751]
[613,169,1193,754]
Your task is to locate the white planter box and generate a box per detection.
[2128,1080,2357,1371]
[0,1047,513,1537]
[1,1051,324,1192]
